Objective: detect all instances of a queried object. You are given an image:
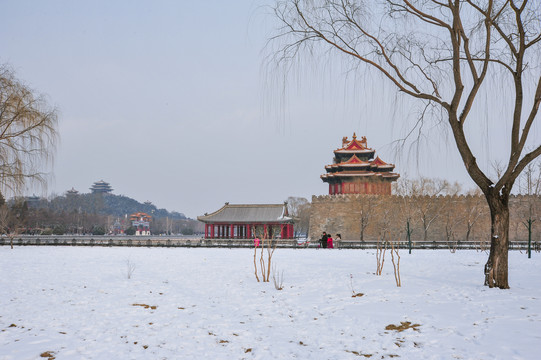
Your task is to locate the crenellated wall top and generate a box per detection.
[311,193,541,203]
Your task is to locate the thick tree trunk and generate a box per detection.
[484,194,510,289]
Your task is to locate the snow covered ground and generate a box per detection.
[0,246,539,360]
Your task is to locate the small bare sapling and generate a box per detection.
[253,228,277,282]
[390,239,401,287]
[272,265,284,290]
[376,233,387,276]
[264,234,277,282]
[126,258,136,279]
[349,274,363,297]
[253,244,260,282]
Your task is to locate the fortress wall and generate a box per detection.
[309,194,541,242]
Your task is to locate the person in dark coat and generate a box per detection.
[320,232,328,248]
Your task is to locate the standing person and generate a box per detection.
[327,234,333,249]
[335,234,342,249]
[321,232,328,249]
[254,236,260,247]
[320,232,327,249]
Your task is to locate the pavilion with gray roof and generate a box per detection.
[197,202,294,239]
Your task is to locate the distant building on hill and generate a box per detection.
[25,194,41,207]
[90,180,113,194]
[130,212,152,236]
[321,133,399,195]
[66,187,79,196]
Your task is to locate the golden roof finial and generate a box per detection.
[352,132,357,140]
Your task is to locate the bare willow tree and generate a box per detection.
[0,65,58,199]
[270,0,541,289]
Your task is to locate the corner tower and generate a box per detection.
[321,133,399,195]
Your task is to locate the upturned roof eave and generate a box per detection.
[334,149,374,154]
[321,172,400,179]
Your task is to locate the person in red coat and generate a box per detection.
[327,234,333,249]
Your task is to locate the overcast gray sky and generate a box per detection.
[1,1,538,218]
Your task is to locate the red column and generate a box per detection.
[247,224,251,238]
[289,224,294,239]
[230,224,234,239]
[280,224,284,239]
[264,224,267,238]
[205,224,208,238]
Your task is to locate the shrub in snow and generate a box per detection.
[126,259,136,279]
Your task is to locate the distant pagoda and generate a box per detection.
[90,180,113,194]
[66,187,79,196]
[321,133,399,195]
[25,194,41,206]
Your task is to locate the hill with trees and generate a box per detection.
[4,192,202,236]
[42,193,186,220]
